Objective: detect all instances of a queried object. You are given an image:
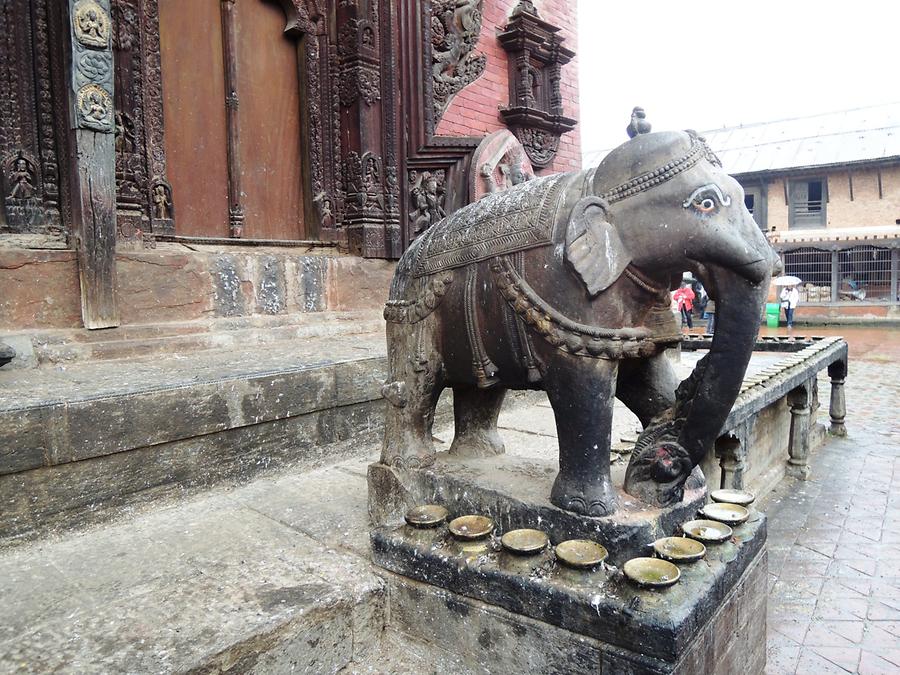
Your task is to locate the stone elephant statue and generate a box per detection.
[380,118,779,516]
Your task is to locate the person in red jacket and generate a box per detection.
[673,281,696,331]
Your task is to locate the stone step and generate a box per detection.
[1,310,385,369]
[0,330,389,546]
[0,463,388,673]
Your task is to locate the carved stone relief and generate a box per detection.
[513,127,559,169]
[70,0,115,134]
[431,0,486,122]
[74,0,111,48]
[471,129,534,202]
[408,169,446,236]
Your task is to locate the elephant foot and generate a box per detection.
[448,428,505,458]
[381,434,436,470]
[550,473,618,517]
[623,440,694,507]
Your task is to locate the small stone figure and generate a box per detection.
[75,1,110,48]
[626,106,652,138]
[152,184,171,220]
[313,192,335,229]
[409,170,446,235]
[8,154,35,200]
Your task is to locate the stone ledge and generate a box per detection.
[380,541,768,674]
[0,332,387,477]
[373,511,765,665]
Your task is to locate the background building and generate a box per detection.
[703,103,900,321]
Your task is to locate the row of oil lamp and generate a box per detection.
[403,488,756,589]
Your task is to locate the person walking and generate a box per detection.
[705,298,716,334]
[673,281,695,331]
[780,284,800,329]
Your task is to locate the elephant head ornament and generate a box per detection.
[381,115,779,516]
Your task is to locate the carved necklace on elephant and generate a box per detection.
[490,257,680,361]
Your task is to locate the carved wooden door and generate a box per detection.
[158,0,306,239]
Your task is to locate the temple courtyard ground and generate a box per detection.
[0,325,897,672]
[758,326,900,675]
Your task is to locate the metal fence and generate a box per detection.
[782,245,899,304]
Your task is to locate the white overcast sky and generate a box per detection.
[578,0,900,160]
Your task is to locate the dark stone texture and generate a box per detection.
[0,346,385,476]
[373,512,766,666]
[0,400,384,547]
[367,454,706,566]
[0,342,15,368]
[256,255,286,315]
[213,255,248,317]
[298,257,327,312]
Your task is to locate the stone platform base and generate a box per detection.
[368,453,707,565]
[368,452,768,673]
[382,547,767,674]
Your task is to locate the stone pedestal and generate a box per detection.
[368,453,768,674]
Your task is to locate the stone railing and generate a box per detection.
[698,336,848,497]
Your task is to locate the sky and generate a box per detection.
[578,0,900,162]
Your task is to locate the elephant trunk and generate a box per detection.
[623,264,770,506]
[678,265,768,464]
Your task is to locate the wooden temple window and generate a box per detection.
[497,0,576,170]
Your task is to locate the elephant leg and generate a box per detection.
[380,321,444,469]
[545,358,618,517]
[448,386,506,458]
[616,354,679,426]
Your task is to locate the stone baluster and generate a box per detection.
[786,385,811,480]
[715,435,745,490]
[827,360,847,437]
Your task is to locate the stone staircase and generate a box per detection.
[0,311,390,547]
[0,391,547,674]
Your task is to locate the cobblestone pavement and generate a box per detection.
[760,327,900,675]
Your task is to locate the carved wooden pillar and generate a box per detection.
[827,360,848,437]
[220,0,243,238]
[0,0,67,238]
[66,0,119,328]
[786,384,812,480]
[110,0,174,238]
[335,0,392,257]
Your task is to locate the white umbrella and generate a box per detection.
[773,275,802,286]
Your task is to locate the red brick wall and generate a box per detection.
[434,0,581,175]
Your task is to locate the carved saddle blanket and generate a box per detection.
[410,172,573,278]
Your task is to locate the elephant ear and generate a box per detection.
[564,197,631,296]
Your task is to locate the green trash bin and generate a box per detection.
[765,302,780,328]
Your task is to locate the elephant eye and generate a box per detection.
[697,197,716,213]
[682,184,732,214]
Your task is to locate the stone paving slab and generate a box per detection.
[759,338,900,675]
[0,467,385,674]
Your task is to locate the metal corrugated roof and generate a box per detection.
[583,102,900,174]
[703,102,900,176]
